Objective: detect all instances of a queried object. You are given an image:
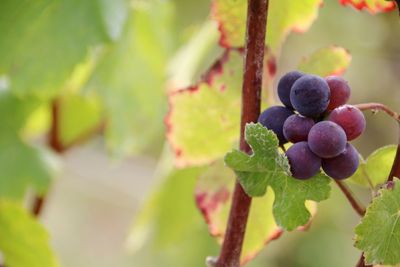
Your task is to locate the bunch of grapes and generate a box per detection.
[258,71,366,180]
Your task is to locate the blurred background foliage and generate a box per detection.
[0,0,400,266]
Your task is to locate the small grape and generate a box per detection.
[325,76,351,111]
[329,105,366,141]
[286,141,321,180]
[258,106,294,145]
[283,114,315,143]
[322,143,359,180]
[290,74,331,117]
[277,71,304,109]
[308,121,347,158]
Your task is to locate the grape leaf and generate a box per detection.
[166,50,242,167]
[59,94,102,147]
[354,179,400,265]
[0,201,60,267]
[212,0,322,53]
[195,161,282,264]
[339,0,396,14]
[127,166,219,267]
[0,93,57,199]
[349,145,397,188]
[298,46,352,77]
[85,4,174,155]
[225,123,331,230]
[0,0,128,98]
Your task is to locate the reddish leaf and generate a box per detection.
[339,0,396,14]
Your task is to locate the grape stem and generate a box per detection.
[215,0,268,266]
[334,180,365,216]
[356,252,372,267]
[31,99,105,217]
[354,102,400,122]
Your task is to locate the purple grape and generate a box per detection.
[329,105,366,141]
[286,141,321,180]
[325,76,351,111]
[258,106,294,145]
[322,143,359,180]
[283,114,315,143]
[308,121,346,158]
[277,71,304,109]
[290,74,330,117]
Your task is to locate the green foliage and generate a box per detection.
[225,123,331,230]
[0,201,59,267]
[0,0,127,98]
[354,179,400,265]
[298,46,352,77]
[0,93,56,199]
[167,50,242,166]
[349,145,397,188]
[213,0,322,53]
[195,161,280,264]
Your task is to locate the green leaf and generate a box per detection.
[167,50,242,166]
[59,94,102,146]
[298,46,352,77]
[225,123,331,230]
[349,145,397,188]
[354,179,400,265]
[340,0,396,14]
[0,93,57,199]
[0,201,59,267]
[212,0,321,53]
[0,0,125,98]
[195,161,282,264]
[127,166,219,267]
[86,3,174,155]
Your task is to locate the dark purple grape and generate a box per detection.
[325,76,351,111]
[329,105,366,141]
[258,106,294,145]
[322,143,359,180]
[286,141,321,180]
[283,114,315,143]
[277,71,304,109]
[290,74,330,117]
[308,121,346,158]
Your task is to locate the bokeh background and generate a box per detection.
[3,1,400,267]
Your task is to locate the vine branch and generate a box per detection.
[215,0,268,266]
[334,180,365,216]
[354,102,400,122]
[356,252,372,267]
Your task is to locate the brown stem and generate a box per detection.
[334,180,365,216]
[387,136,400,182]
[355,252,372,267]
[354,102,400,122]
[216,0,268,266]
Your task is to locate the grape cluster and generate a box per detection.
[258,71,366,180]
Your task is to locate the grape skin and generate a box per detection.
[308,121,347,158]
[258,106,294,145]
[325,76,351,111]
[283,114,315,143]
[290,74,330,118]
[322,143,359,180]
[286,141,321,180]
[329,105,366,141]
[277,71,304,109]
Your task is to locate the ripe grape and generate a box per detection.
[290,74,330,117]
[277,71,304,109]
[286,141,321,179]
[258,106,294,145]
[325,76,351,111]
[322,143,359,180]
[308,121,347,158]
[329,105,366,141]
[283,114,315,143]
